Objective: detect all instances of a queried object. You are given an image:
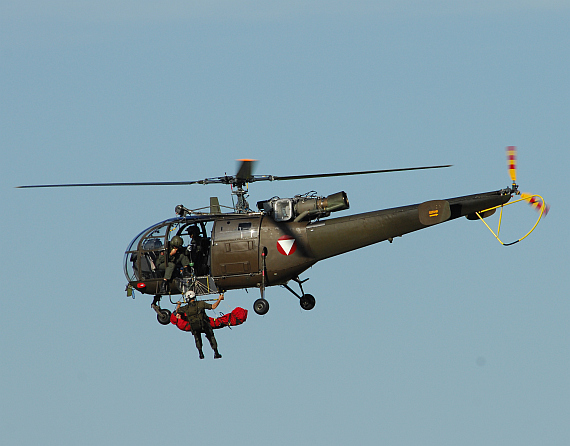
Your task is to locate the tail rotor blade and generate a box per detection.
[507,146,517,185]
[521,193,550,216]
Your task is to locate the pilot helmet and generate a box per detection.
[187,226,200,237]
[185,290,196,300]
[170,236,184,248]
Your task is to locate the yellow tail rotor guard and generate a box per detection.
[475,194,547,246]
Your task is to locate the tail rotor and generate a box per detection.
[476,146,549,246]
[521,193,550,216]
[506,146,549,216]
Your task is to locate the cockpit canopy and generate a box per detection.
[124,216,212,283]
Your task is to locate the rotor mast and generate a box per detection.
[230,159,256,213]
[232,180,252,213]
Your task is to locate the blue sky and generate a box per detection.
[1,2,568,445]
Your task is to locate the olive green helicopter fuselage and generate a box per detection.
[124,188,511,315]
[17,159,517,317]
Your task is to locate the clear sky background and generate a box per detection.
[1,2,568,445]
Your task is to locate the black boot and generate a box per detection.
[199,350,205,359]
[159,280,168,295]
[214,350,222,359]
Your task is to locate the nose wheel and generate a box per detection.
[156,308,172,325]
[151,295,172,325]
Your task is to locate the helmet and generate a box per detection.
[170,236,184,248]
[185,290,196,300]
[187,226,200,237]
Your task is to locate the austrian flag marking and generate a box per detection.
[277,235,297,256]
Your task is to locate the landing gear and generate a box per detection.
[300,294,315,311]
[254,247,270,316]
[283,276,316,311]
[151,295,172,325]
[156,308,172,325]
[254,298,269,315]
[253,249,315,314]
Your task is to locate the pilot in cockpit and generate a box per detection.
[187,226,200,265]
[187,225,208,276]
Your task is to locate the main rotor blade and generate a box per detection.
[16,180,207,188]
[16,164,451,189]
[256,164,452,182]
[236,159,257,182]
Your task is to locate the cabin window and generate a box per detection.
[214,219,259,242]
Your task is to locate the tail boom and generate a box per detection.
[306,189,512,261]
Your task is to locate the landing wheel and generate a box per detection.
[300,294,316,311]
[157,309,172,325]
[254,298,269,315]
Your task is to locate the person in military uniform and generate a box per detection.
[156,235,190,293]
[175,291,224,359]
[186,225,205,275]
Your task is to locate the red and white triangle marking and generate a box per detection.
[277,235,297,256]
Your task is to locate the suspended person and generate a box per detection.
[175,291,224,359]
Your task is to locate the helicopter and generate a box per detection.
[18,146,548,325]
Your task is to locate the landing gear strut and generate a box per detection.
[283,276,316,311]
[151,295,172,325]
[254,248,270,315]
